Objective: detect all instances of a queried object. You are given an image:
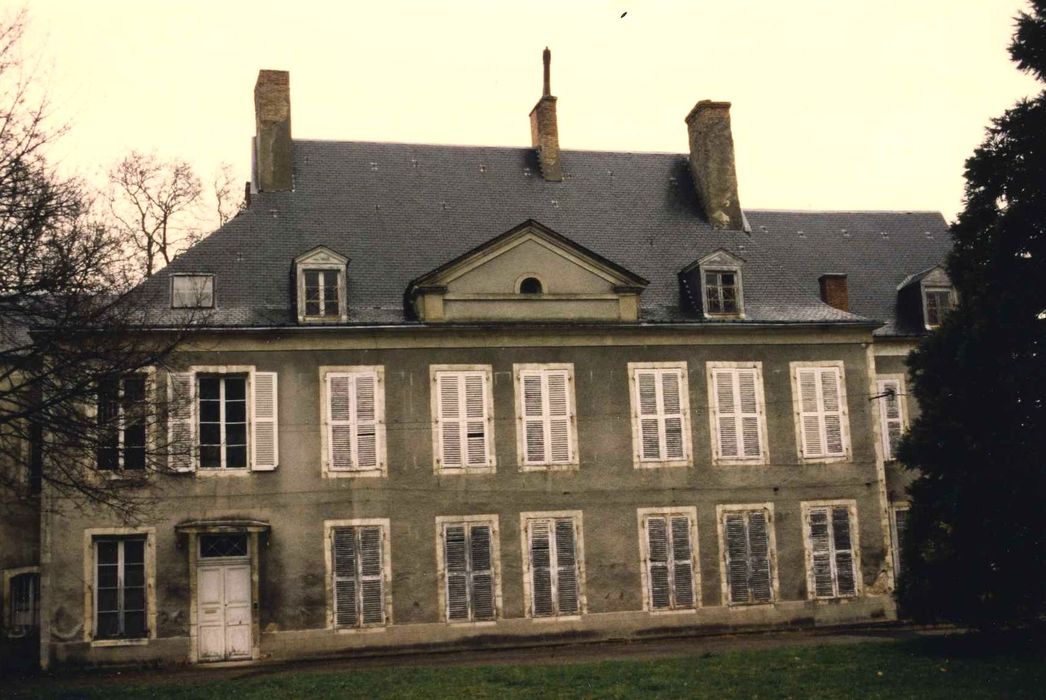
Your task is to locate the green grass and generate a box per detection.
[13,635,1046,699]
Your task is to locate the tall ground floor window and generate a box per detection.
[94,537,147,639]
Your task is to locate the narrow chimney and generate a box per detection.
[254,70,292,192]
[529,48,563,182]
[685,101,743,230]
[819,273,850,312]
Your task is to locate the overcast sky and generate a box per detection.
[20,0,1040,221]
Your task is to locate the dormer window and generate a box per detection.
[519,276,543,294]
[681,249,745,319]
[170,274,214,309]
[704,270,738,314]
[923,286,954,328]
[294,246,349,324]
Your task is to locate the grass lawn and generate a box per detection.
[12,634,1045,699]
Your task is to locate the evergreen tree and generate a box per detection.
[897,1,1046,627]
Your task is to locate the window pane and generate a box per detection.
[199,424,221,446]
[224,377,246,401]
[97,541,119,565]
[96,611,120,638]
[226,446,247,469]
[123,611,147,638]
[305,300,321,316]
[123,446,146,470]
[225,401,246,423]
[199,445,221,469]
[199,400,220,423]
[97,588,119,613]
[198,377,220,400]
[225,424,246,446]
[123,540,145,563]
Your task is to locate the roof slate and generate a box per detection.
[137,141,953,335]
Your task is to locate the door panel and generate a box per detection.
[197,567,225,661]
[197,561,253,661]
[223,564,252,660]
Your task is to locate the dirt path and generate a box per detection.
[6,622,955,694]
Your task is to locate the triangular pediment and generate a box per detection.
[294,245,349,266]
[680,248,745,274]
[407,220,647,323]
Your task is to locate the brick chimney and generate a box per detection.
[254,70,293,192]
[819,273,850,312]
[685,101,743,230]
[529,48,563,182]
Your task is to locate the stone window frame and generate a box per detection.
[706,361,770,466]
[627,361,694,469]
[170,273,215,309]
[434,514,503,626]
[512,363,579,472]
[788,360,852,464]
[635,506,700,614]
[799,499,863,601]
[715,503,779,608]
[519,510,587,621]
[82,527,157,647]
[323,518,393,634]
[430,364,497,475]
[94,367,157,478]
[318,365,387,479]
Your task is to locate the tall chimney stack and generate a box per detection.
[529,48,563,182]
[685,101,743,230]
[254,70,293,192]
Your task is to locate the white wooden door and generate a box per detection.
[197,563,252,661]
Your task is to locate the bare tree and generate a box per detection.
[106,151,203,278]
[212,162,241,227]
[0,10,198,521]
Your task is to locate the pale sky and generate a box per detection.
[20,0,1041,221]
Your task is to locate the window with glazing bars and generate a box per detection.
[304,269,341,318]
[705,270,739,314]
[197,374,248,469]
[97,374,148,471]
[94,538,146,639]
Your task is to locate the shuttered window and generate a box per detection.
[720,507,775,605]
[433,367,494,472]
[708,363,766,463]
[642,512,697,611]
[331,525,387,628]
[525,515,583,617]
[892,505,909,576]
[876,378,905,461]
[629,363,691,467]
[325,368,385,475]
[515,365,577,468]
[803,503,859,599]
[792,364,850,460]
[441,520,498,622]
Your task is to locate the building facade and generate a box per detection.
[19,59,955,668]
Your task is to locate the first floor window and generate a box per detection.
[432,367,494,472]
[97,374,148,471]
[792,363,850,460]
[629,363,691,467]
[641,510,697,611]
[440,519,498,622]
[524,514,583,618]
[802,502,859,599]
[720,506,775,605]
[325,368,385,475]
[331,524,387,628]
[94,538,147,639]
[515,364,577,468]
[198,374,248,469]
[7,572,39,637]
[876,377,905,461]
[708,363,766,463]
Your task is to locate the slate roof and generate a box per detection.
[136,141,953,336]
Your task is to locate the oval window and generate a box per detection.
[519,277,543,294]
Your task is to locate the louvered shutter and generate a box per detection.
[893,508,909,574]
[167,372,195,472]
[328,374,354,470]
[354,372,380,469]
[469,524,496,621]
[444,524,470,621]
[251,372,278,471]
[737,370,762,458]
[636,371,661,460]
[797,368,824,458]
[661,372,685,460]
[522,373,546,462]
[832,506,856,595]
[437,373,463,468]
[332,527,358,628]
[464,374,488,466]
[820,369,844,456]
[546,371,572,463]
[877,379,903,460]
[359,526,385,625]
[808,507,836,597]
[529,520,554,616]
[436,371,490,470]
[646,516,671,610]
[724,513,750,604]
[714,370,739,457]
[670,515,695,608]
[747,511,773,603]
[554,519,580,615]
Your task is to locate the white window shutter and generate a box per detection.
[713,369,739,458]
[723,513,749,604]
[820,369,844,456]
[437,373,462,468]
[469,524,496,621]
[797,368,823,458]
[529,520,554,616]
[464,374,488,467]
[877,379,904,460]
[354,372,379,469]
[167,372,195,473]
[546,371,572,463]
[636,371,661,460]
[737,369,762,458]
[332,527,358,628]
[747,511,773,603]
[522,373,546,463]
[808,507,835,597]
[251,372,278,471]
[358,526,385,625]
[660,372,685,460]
[831,506,857,596]
[328,374,354,471]
[806,505,857,598]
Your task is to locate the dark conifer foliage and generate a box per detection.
[897,1,1046,627]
